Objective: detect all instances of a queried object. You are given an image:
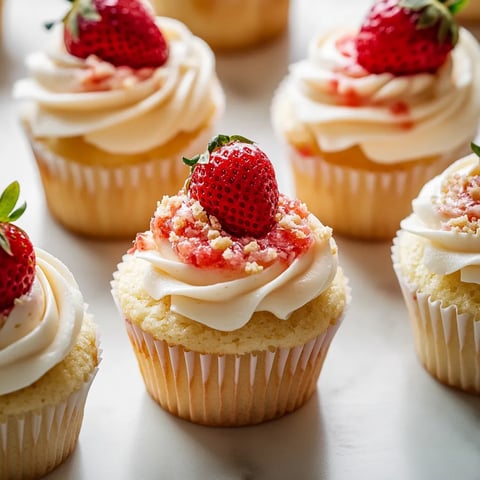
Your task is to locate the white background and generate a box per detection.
[1,1,480,479]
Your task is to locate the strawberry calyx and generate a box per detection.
[63,0,101,40]
[399,0,464,46]
[0,181,27,256]
[183,134,254,171]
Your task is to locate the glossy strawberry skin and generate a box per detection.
[0,224,36,316]
[188,141,280,238]
[64,0,169,69]
[355,0,455,76]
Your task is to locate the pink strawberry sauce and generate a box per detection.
[132,193,315,273]
[329,34,415,127]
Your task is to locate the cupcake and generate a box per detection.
[271,0,480,240]
[14,0,225,239]
[112,134,349,426]
[148,0,290,51]
[0,181,100,478]
[392,149,480,393]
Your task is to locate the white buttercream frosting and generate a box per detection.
[0,248,84,395]
[272,27,480,163]
[401,154,480,284]
[13,17,224,154]
[133,206,338,332]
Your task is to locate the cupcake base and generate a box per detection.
[0,371,97,479]
[26,126,215,239]
[149,0,290,51]
[125,319,341,426]
[392,237,480,394]
[289,144,469,241]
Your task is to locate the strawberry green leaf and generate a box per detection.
[0,229,12,256]
[65,0,101,40]
[401,0,458,45]
[184,135,255,170]
[417,5,441,28]
[447,0,469,15]
[8,203,27,223]
[207,134,254,153]
[0,181,27,225]
[183,154,201,167]
[401,0,434,11]
[470,141,480,158]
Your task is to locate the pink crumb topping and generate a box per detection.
[434,170,480,233]
[79,55,156,92]
[133,193,316,273]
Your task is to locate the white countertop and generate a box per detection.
[1,1,480,479]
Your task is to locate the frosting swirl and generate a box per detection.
[132,193,339,331]
[13,17,224,154]
[272,27,480,163]
[0,248,84,395]
[401,154,480,284]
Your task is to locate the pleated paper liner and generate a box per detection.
[289,145,467,240]
[392,240,480,393]
[26,125,215,239]
[0,367,99,480]
[124,317,343,426]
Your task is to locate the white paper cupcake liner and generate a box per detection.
[0,367,98,479]
[26,124,217,238]
[392,240,480,393]
[289,144,468,240]
[125,318,342,426]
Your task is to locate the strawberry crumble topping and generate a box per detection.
[433,166,480,234]
[79,56,156,92]
[132,192,316,273]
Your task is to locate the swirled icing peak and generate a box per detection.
[13,17,224,155]
[401,153,480,283]
[272,27,480,163]
[130,192,339,331]
[0,248,84,395]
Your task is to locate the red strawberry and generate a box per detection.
[355,0,465,76]
[184,135,280,238]
[62,0,169,69]
[0,182,36,317]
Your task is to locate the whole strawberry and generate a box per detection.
[184,135,280,238]
[0,182,36,317]
[62,0,169,69]
[355,0,466,76]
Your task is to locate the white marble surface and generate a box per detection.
[1,1,480,479]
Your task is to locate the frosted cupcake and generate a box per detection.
[14,0,224,239]
[148,0,290,51]
[392,149,480,393]
[112,134,349,426]
[0,181,99,478]
[272,0,480,240]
